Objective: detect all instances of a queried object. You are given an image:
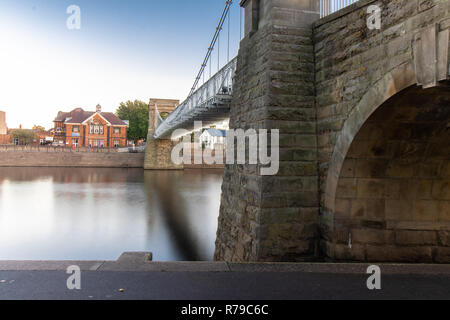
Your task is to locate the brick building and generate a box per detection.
[0,111,10,144]
[53,105,128,148]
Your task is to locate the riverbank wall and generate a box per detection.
[0,148,225,169]
[0,151,145,168]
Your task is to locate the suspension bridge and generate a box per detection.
[151,0,358,140]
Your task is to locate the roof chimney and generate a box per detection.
[96,104,102,113]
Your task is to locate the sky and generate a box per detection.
[0,0,242,129]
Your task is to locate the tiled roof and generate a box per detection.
[54,108,128,126]
[101,112,128,125]
[54,111,70,122]
[205,129,227,137]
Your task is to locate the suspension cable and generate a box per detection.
[218,27,220,72]
[188,0,233,98]
[228,7,230,62]
[240,5,242,40]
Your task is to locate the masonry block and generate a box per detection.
[214,0,320,262]
[144,100,183,170]
[216,0,450,263]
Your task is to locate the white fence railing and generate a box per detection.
[320,0,360,18]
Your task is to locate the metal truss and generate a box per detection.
[153,57,237,140]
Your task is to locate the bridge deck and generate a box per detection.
[154,58,236,140]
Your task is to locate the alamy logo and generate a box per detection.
[66,265,81,290]
[171,122,279,176]
[367,5,381,30]
[366,265,381,290]
[66,5,81,30]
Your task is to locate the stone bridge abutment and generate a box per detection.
[144,99,184,170]
[214,0,450,263]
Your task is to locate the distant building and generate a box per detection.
[0,111,7,135]
[53,105,128,148]
[8,126,35,145]
[210,120,229,131]
[200,129,227,149]
[0,111,10,144]
[35,130,53,145]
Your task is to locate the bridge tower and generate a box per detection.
[215,0,321,262]
[144,99,184,170]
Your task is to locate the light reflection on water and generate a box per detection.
[0,167,223,261]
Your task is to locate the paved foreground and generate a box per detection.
[1,270,450,300]
[0,253,449,300]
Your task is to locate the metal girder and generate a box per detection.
[154,57,237,139]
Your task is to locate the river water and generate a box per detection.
[0,168,223,261]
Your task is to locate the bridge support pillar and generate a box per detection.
[214,0,320,262]
[144,102,184,170]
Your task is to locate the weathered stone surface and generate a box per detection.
[0,151,144,168]
[144,101,184,170]
[318,0,450,263]
[214,0,320,262]
[215,0,450,263]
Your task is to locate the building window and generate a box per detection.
[90,125,104,135]
[114,127,121,134]
[72,126,80,133]
[56,127,62,133]
[114,140,120,148]
[14,138,19,145]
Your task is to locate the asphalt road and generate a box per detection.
[0,270,449,300]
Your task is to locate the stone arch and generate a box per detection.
[322,62,450,262]
[324,62,418,216]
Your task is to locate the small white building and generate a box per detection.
[200,129,227,149]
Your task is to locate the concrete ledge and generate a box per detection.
[2,253,450,274]
[0,261,104,271]
[227,263,450,275]
[99,261,230,272]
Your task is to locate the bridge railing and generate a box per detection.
[154,57,237,139]
[320,0,359,18]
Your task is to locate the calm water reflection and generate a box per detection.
[0,168,223,261]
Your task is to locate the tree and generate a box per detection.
[32,125,46,132]
[115,100,149,142]
[11,129,37,145]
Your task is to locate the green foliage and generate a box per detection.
[11,129,37,145]
[32,125,46,132]
[115,100,149,142]
[160,112,170,120]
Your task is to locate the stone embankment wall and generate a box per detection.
[0,151,144,168]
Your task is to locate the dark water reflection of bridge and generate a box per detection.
[0,167,223,261]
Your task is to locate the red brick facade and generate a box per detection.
[0,134,10,145]
[54,107,128,148]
